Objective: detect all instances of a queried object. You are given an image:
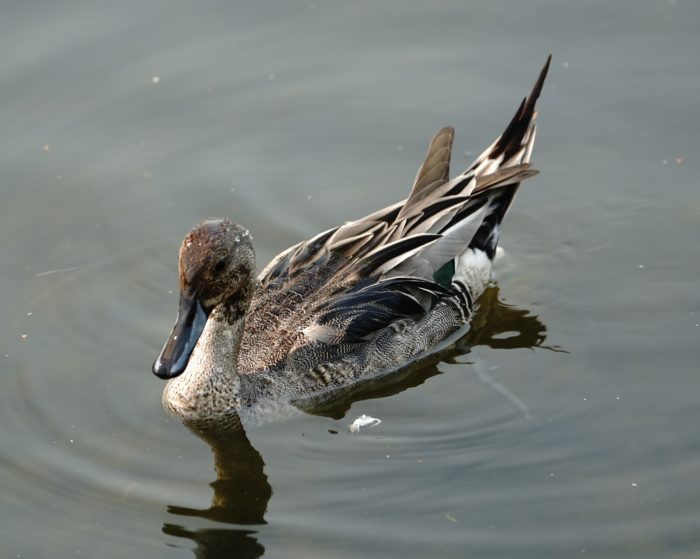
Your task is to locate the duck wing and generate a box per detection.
[240,56,550,372]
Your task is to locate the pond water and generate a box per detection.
[1,1,699,557]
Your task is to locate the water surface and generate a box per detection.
[1,1,699,557]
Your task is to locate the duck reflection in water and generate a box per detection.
[161,287,549,559]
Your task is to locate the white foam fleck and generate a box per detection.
[349,414,382,433]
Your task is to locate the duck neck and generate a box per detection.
[210,282,254,367]
[162,284,254,419]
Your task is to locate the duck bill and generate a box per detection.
[152,290,209,379]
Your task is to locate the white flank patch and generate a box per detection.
[454,248,492,299]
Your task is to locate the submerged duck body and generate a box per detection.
[153,56,551,422]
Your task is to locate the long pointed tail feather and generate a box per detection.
[462,55,551,258]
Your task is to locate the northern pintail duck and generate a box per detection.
[153,56,551,421]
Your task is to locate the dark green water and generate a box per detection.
[1,1,699,557]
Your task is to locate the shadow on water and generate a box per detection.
[161,286,548,559]
[163,424,270,559]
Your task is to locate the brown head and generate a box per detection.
[153,218,255,379]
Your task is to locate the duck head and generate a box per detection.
[153,218,255,379]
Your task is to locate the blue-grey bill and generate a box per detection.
[152,291,208,379]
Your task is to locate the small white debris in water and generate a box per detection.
[152,76,160,84]
[27,312,32,317]
[21,334,28,340]
[562,61,570,69]
[631,482,638,487]
[349,414,382,433]
[638,264,644,269]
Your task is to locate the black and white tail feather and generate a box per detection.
[256,56,551,353]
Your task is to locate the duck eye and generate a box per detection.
[213,259,226,274]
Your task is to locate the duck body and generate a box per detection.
[154,56,551,422]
